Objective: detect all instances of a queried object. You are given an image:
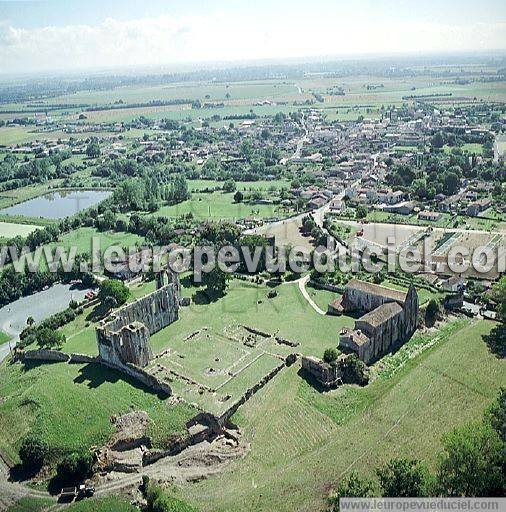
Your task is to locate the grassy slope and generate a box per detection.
[0,359,195,465]
[182,319,505,512]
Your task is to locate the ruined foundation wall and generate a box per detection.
[97,280,180,367]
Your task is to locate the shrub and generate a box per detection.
[323,348,339,363]
[56,451,94,483]
[19,435,49,470]
[341,354,369,385]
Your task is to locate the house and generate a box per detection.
[466,198,492,217]
[439,194,461,213]
[308,194,328,210]
[329,199,345,213]
[439,276,464,292]
[377,189,404,205]
[418,211,441,222]
[383,201,416,215]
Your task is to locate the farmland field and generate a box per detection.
[0,221,40,238]
[181,319,505,512]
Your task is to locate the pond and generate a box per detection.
[0,283,94,361]
[0,189,112,219]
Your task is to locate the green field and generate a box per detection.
[156,191,291,221]
[0,358,196,466]
[12,227,145,272]
[188,179,290,192]
[182,319,505,512]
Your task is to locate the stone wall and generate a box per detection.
[218,358,288,426]
[301,355,343,387]
[100,359,172,396]
[97,273,180,368]
[22,349,70,362]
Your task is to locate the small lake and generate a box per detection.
[0,189,112,219]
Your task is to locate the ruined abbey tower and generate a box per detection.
[96,271,181,368]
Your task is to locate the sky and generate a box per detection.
[0,0,505,74]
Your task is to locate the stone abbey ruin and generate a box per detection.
[96,271,181,368]
[336,279,419,364]
[303,279,419,387]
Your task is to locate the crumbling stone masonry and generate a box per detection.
[301,355,345,388]
[96,271,180,368]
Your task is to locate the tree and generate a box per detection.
[86,141,100,158]
[56,451,93,483]
[168,175,190,203]
[329,471,376,511]
[323,348,339,363]
[485,388,505,442]
[26,316,35,327]
[437,422,504,496]
[442,171,460,195]
[233,190,244,203]
[377,458,431,497]
[425,298,440,326]
[355,205,368,219]
[19,435,49,470]
[37,326,66,349]
[202,267,229,296]
[432,131,445,149]
[223,179,236,193]
[340,354,369,386]
[99,279,130,306]
[491,277,506,322]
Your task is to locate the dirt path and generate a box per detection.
[0,456,53,511]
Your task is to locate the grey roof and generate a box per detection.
[358,302,403,328]
[346,279,407,304]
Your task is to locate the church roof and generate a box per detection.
[346,279,407,304]
[358,302,403,328]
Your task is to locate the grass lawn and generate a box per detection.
[0,358,196,467]
[62,497,138,512]
[188,179,289,192]
[6,496,138,512]
[156,191,291,221]
[150,279,353,359]
[182,319,505,512]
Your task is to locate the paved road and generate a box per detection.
[0,283,93,362]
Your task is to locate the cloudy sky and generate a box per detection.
[0,0,505,74]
